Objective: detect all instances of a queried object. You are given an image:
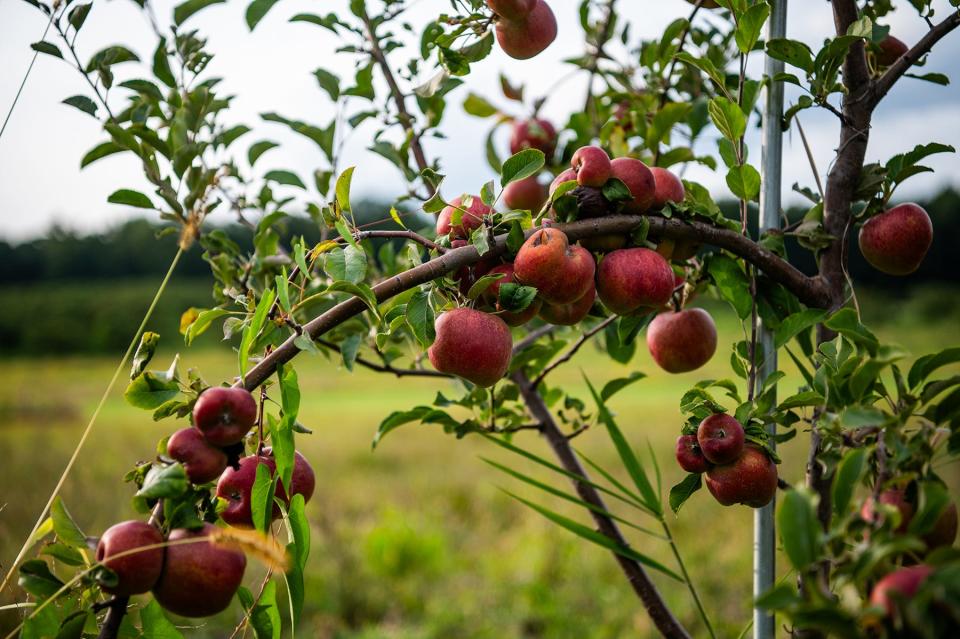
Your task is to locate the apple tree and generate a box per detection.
[4,0,960,638]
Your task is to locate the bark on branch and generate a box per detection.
[511,370,692,639]
[872,10,960,106]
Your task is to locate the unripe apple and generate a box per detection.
[646,308,717,373]
[217,452,316,528]
[152,523,246,617]
[167,428,228,484]
[675,435,710,474]
[514,229,595,304]
[649,167,685,209]
[494,0,557,60]
[509,117,557,157]
[538,280,595,325]
[486,0,536,21]
[610,157,656,212]
[705,445,778,508]
[483,263,543,326]
[876,35,909,67]
[697,413,745,465]
[571,146,612,187]
[596,248,675,314]
[869,564,933,617]
[858,203,932,275]
[503,176,547,212]
[192,387,258,447]
[96,521,165,596]
[437,195,491,239]
[428,308,513,387]
[548,168,578,197]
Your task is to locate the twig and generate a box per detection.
[582,0,618,124]
[314,337,452,378]
[531,315,617,388]
[96,597,129,639]
[794,116,824,200]
[872,10,960,105]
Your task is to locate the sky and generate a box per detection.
[1,0,959,242]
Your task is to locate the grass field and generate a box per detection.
[1,289,958,638]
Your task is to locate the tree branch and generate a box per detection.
[96,597,129,639]
[531,315,617,388]
[313,337,452,378]
[239,214,829,391]
[872,10,960,106]
[511,371,691,638]
[354,229,446,253]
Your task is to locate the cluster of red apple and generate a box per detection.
[93,387,315,617]
[861,486,958,618]
[487,0,557,60]
[428,142,721,387]
[676,413,777,508]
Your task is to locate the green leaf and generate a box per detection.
[755,583,802,610]
[405,289,435,348]
[335,166,355,214]
[463,92,497,117]
[18,559,64,599]
[726,164,761,201]
[778,488,821,571]
[832,448,865,517]
[505,491,681,581]
[601,372,647,401]
[824,308,878,354]
[584,375,661,516]
[239,288,276,378]
[326,281,379,319]
[500,149,545,187]
[775,309,828,349]
[909,482,951,537]
[735,3,770,53]
[124,371,179,409]
[909,347,960,388]
[41,542,85,567]
[707,97,746,142]
[130,331,160,379]
[707,253,752,319]
[152,38,176,88]
[245,0,280,30]
[313,68,340,101]
[239,580,281,639]
[136,463,188,499]
[669,473,702,514]
[838,405,885,428]
[766,38,815,73]
[62,95,98,118]
[67,3,93,31]
[51,498,86,549]
[80,141,124,168]
[85,46,140,72]
[264,170,306,189]
[778,390,824,410]
[497,283,537,313]
[174,0,225,25]
[140,600,185,639]
[274,363,299,490]
[107,188,154,209]
[30,41,63,59]
[287,493,310,569]
[184,309,229,345]
[251,462,277,533]
[372,406,460,448]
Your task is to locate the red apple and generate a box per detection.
[675,435,710,474]
[705,445,778,508]
[96,521,165,596]
[503,176,547,211]
[428,308,513,387]
[217,452,316,528]
[876,35,909,67]
[697,413,745,465]
[610,157,656,212]
[486,0,536,21]
[494,0,557,61]
[436,195,491,239]
[538,280,595,325]
[869,564,933,617]
[167,428,228,484]
[548,168,578,197]
[646,308,717,373]
[596,247,675,314]
[649,167,685,209]
[858,203,932,276]
[152,523,247,617]
[861,488,914,534]
[509,116,557,157]
[193,387,258,447]
[571,146,612,187]
[483,263,542,326]
[514,228,595,304]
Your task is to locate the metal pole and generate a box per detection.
[755,1,787,638]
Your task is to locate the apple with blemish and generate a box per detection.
[436,195,492,239]
[192,387,258,447]
[514,228,595,304]
[428,308,513,387]
[646,308,717,373]
[596,247,675,314]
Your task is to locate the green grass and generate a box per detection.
[1,292,958,638]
